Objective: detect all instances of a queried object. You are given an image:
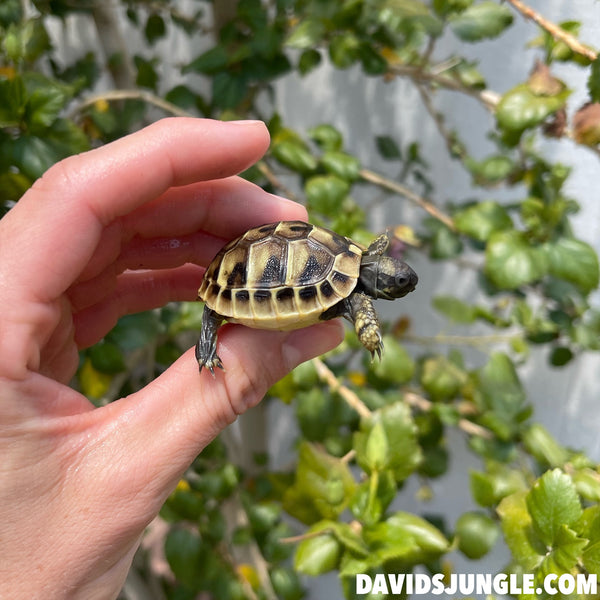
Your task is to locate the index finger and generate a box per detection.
[0,118,271,301]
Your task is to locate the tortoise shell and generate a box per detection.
[198,221,364,330]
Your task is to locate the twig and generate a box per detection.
[506,0,597,62]
[91,4,135,88]
[403,332,518,348]
[256,161,302,203]
[359,168,456,231]
[280,528,334,545]
[403,392,493,440]
[387,64,501,111]
[415,83,468,161]
[311,358,372,420]
[69,89,194,120]
[312,359,492,438]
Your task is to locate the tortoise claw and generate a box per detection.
[370,334,384,362]
[199,355,224,377]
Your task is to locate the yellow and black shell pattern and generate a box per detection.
[198,221,363,330]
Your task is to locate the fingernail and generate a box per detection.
[224,119,265,126]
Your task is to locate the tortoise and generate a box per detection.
[196,220,418,374]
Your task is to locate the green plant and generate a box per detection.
[2,1,600,598]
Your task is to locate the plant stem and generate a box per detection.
[403,392,494,439]
[359,168,456,231]
[312,358,372,419]
[505,0,598,62]
[69,89,193,119]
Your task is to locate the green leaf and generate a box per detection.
[588,56,600,103]
[286,18,326,49]
[368,336,415,385]
[470,463,527,507]
[573,469,600,503]
[165,528,206,590]
[454,200,513,242]
[145,13,166,44]
[329,521,370,557]
[307,124,343,151]
[497,83,570,134]
[165,84,198,110]
[353,402,422,481]
[212,71,247,109]
[270,566,304,600]
[0,0,22,27]
[183,45,229,74]
[25,82,70,130]
[320,150,360,181]
[294,524,341,575]
[107,312,162,352]
[295,388,335,439]
[0,171,31,202]
[497,491,545,570]
[282,442,356,523]
[3,18,50,62]
[472,352,529,440]
[271,140,317,174]
[544,237,599,294]
[449,1,513,42]
[0,75,25,126]
[582,509,600,577]
[298,48,322,75]
[450,59,486,89]
[364,511,449,565]
[375,135,401,160]
[549,345,573,367]
[466,155,514,184]
[378,0,442,36]
[134,55,158,90]
[429,224,463,259]
[432,0,473,18]
[522,424,570,468]
[455,511,499,559]
[11,134,61,179]
[420,355,467,401]
[358,43,388,76]
[89,341,126,374]
[432,295,477,323]
[485,230,548,289]
[538,524,588,575]
[329,33,361,69]
[305,175,350,212]
[350,469,397,526]
[526,469,582,547]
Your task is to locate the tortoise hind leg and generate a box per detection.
[196,305,225,375]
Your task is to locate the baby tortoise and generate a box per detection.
[196,221,417,374]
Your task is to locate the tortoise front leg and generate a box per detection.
[346,292,384,360]
[366,232,389,256]
[196,305,225,375]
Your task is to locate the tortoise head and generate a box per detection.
[358,254,418,300]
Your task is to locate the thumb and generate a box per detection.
[113,320,344,488]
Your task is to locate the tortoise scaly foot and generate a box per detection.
[196,305,225,376]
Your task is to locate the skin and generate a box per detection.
[0,118,344,600]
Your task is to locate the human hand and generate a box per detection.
[0,118,344,599]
